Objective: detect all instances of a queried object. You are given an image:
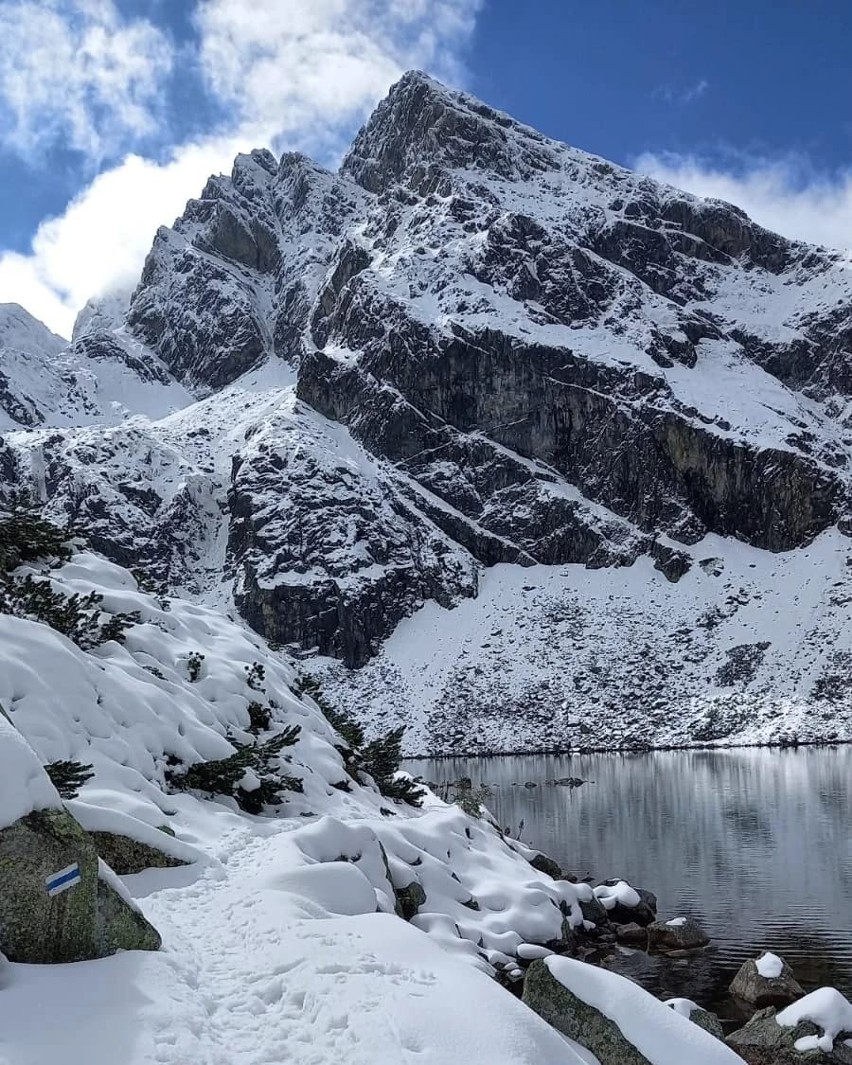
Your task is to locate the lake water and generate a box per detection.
[405,747,852,1025]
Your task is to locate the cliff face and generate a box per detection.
[4,73,852,736]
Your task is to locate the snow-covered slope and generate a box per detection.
[0,550,600,1064]
[3,71,852,752]
[0,303,191,430]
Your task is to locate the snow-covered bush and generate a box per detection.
[165,725,303,814]
[0,573,141,649]
[0,492,69,575]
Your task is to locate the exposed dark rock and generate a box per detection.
[615,922,648,946]
[647,917,710,951]
[89,831,188,875]
[394,880,426,921]
[529,853,563,879]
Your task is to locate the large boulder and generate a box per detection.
[0,717,161,963]
[0,808,162,963]
[523,956,744,1065]
[647,916,710,952]
[729,953,804,1008]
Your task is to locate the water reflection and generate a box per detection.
[405,748,852,1021]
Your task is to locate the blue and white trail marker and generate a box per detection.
[46,863,82,897]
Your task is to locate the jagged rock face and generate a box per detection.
[126,150,367,388]
[227,398,477,667]
[5,72,852,678]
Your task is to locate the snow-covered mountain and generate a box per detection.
[4,71,852,753]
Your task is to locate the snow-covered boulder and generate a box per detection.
[729,952,804,1008]
[522,956,744,1064]
[594,879,657,925]
[0,717,161,962]
[727,991,852,1063]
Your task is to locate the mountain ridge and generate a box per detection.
[3,72,852,752]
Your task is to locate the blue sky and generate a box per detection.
[1,0,851,336]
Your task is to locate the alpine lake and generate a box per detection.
[404,746,852,1027]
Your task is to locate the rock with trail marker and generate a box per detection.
[0,716,161,963]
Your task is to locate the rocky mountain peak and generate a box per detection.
[341,69,559,194]
[7,73,852,751]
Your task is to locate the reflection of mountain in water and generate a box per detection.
[406,747,852,1020]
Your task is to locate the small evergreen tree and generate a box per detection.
[295,676,423,807]
[45,760,94,799]
[0,492,70,575]
[360,726,425,806]
[0,574,140,649]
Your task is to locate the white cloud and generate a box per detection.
[635,151,852,251]
[0,0,481,336]
[0,137,246,337]
[652,79,710,105]
[0,0,173,159]
[194,0,481,153]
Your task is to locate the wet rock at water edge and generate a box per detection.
[595,880,657,926]
[528,852,563,879]
[647,916,710,952]
[729,953,804,1009]
[615,921,649,947]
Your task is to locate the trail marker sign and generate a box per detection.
[46,863,82,897]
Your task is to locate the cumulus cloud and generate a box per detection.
[636,151,852,251]
[0,0,173,159]
[0,137,246,337]
[0,0,481,336]
[195,0,480,150]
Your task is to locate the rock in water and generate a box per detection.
[0,808,161,963]
[647,917,710,951]
[729,953,804,1008]
[665,998,726,1040]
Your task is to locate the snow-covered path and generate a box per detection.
[3,814,583,1065]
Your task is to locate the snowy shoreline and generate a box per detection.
[404,736,852,760]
